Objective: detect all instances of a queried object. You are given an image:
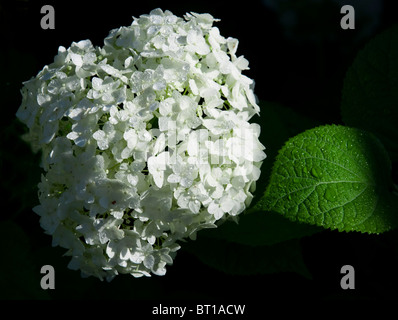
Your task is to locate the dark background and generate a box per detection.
[1,0,398,304]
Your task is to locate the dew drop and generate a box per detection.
[324,186,338,202]
[352,183,363,192]
[292,149,301,158]
[293,177,301,184]
[306,145,317,154]
[311,167,321,178]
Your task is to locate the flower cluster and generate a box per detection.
[16,9,266,280]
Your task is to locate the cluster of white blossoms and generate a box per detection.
[16,9,266,280]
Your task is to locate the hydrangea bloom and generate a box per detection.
[16,9,266,281]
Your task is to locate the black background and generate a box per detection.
[1,0,398,305]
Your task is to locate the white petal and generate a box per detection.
[93,130,106,141]
[187,133,199,156]
[167,174,180,184]
[208,202,223,220]
[92,77,103,90]
[148,156,164,188]
[153,133,165,155]
[189,79,199,95]
[70,53,83,67]
[66,131,79,140]
[221,196,234,213]
[120,247,131,261]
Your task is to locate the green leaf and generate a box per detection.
[257,124,398,234]
[183,237,312,279]
[341,25,398,162]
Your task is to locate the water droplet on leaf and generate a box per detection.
[324,186,338,202]
[311,167,321,178]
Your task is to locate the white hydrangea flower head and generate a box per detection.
[16,8,266,281]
